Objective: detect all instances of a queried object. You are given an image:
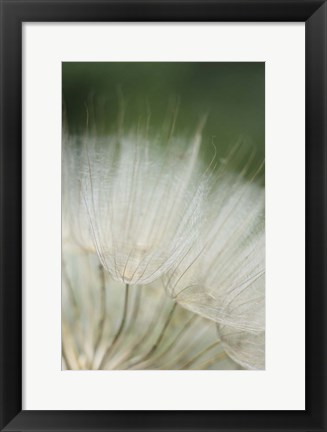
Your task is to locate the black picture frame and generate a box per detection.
[0,1,326,431]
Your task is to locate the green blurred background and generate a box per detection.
[62,62,264,176]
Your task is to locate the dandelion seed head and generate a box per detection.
[62,115,265,370]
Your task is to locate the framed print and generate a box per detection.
[0,1,326,431]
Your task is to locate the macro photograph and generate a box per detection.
[61,62,265,371]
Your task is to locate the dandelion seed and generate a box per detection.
[79,131,209,285]
[165,174,265,369]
